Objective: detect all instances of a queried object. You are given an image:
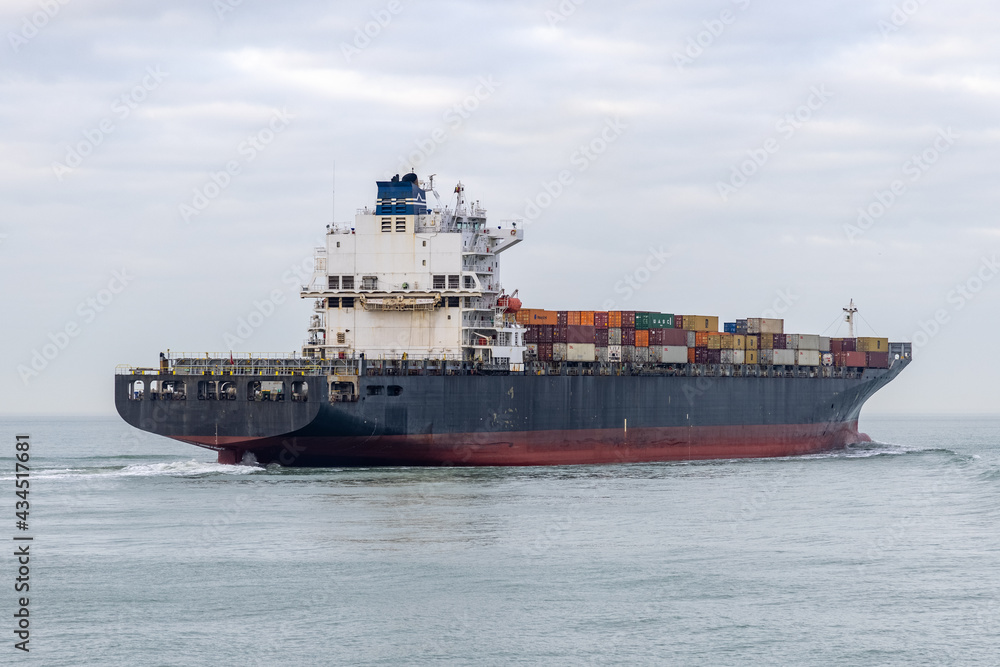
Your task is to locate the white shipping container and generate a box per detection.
[608,345,622,362]
[773,349,796,365]
[621,346,635,363]
[553,342,567,362]
[819,336,831,352]
[526,343,538,355]
[796,334,820,350]
[567,343,595,362]
[655,346,689,363]
[608,328,622,345]
[797,350,820,366]
[733,349,745,364]
[686,330,696,347]
[634,346,649,363]
[786,335,798,350]
[721,349,734,364]
[596,346,609,363]
[759,349,773,365]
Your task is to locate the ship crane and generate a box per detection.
[843,299,858,338]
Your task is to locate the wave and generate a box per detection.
[0,459,265,480]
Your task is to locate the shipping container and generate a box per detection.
[655,346,689,364]
[733,349,746,364]
[797,350,820,366]
[695,331,710,347]
[635,312,652,330]
[724,322,737,333]
[621,345,635,363]
[675,316,685,329]
[707,333,721,350]
[733,334,746,350]
[580,311,595,327]
[819,337,831,353]
[621,311,636,328]
[553,325,568,343]
[594,311,609,328]
[784,334,797,350]
[622,328,636,346]
[694,348,709,364]
[634,346,649,363]
[821,353,833,366]
[567,325,595,344]
[595,328,609,347]
[648,328,665,346]
[567,343,595,362]
[608,311,622,328]
[760,333,774,349]
[661,328,687,346]
[746,318,783,334]
[608,327,622,346]
[556,311,568,326]
[515,310,530,325]
[832,338,857,353]
[745,349,758,365]
[835,350,866,367]
[796,334,820,350]
[687,330,697,347]
[651,313,675,329]
[682,315,719,332]
[567,311,581,326]
[759,349,773,365]
[745,335,759,350]
[525,326,539,343]
[687,347,696,364]
[773,349,796,365]
[721,333,734,349]
[736,319,748,336]
[526,343,538,356]
[525,309,558,325]
[538,342,553,361]
[608,345,622,362]
[596,346,609,363]
[539,325,553,343]
[636,330,649,347]
[857,337,889,352]
[721,349,734,364]
[553,342,567,362]
[706,349,721,364]
[866,351,889,368]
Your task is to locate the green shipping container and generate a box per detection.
[650,313,674,329]
[635,312,652,330]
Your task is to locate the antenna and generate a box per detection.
[843,299,858,338]
[332,161,336,224]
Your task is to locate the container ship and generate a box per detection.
[115,172,911,466]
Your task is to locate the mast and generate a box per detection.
[843,299,858,338]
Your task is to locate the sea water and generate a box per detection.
[0,415,997,666]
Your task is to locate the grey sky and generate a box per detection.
[1,0,997,416]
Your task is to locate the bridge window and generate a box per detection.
[341,297,354,308]
[362,276,378,290]
[341,275,354,289]
[328,275,339,289]
[327,297,339,308]
[447,297,460,307]
[448,274,459,288]
[464,275,474,288]
[433,275,446,289]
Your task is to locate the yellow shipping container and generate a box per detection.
[707,333,722,350]
[856,337,889,352]
[733,334,746,350]
[759,333,774,349]
[682,316,719,332]
[720,333,734,349]
[745,335,758,350]
[745,349,758,365]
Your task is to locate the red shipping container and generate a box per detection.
[675,316,684,329]
[706,349,721,364]
[538,342,553,361]
[845,351,865,367]
[539,325,553,342]
[621,311,636,328]
[622,328,636,346]
[695,348,709,363]
[594,311,609,328]
[525,326,539,343]
[648,329,664,345]
[556,311,568,326]
[831,339,844,353]
[553,325,568,343]
[595,328,609,347]
[866,352,889,368]
[567,325,595,344]
[662,329,688,346]
[842,338,857,352]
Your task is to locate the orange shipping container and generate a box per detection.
[609,311,623,328]
[568,311,581,326]
[687,347,696,364]
[580,311,595,326]
[695,331,709,347]
[528,310,558,325]
[636,330,649,347]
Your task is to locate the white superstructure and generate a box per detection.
[301,173,525,368]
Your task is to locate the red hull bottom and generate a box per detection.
[189,422,869,467]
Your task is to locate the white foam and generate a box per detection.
[0,459,264,481]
